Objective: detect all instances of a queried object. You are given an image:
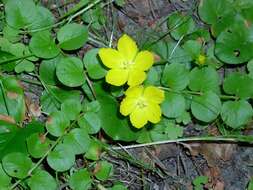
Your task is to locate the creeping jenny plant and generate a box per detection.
[1,0,253,188]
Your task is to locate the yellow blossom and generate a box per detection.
[98,34,154,87]
[120,85,165,128]
[196,54,206,65]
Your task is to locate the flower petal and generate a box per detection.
[145,103,161,124]
[127,69,146,87]
[106,69,128,86]
[130,108,148,128]
[120,97,137,116]
[144,86,165,104]
[134,51,154,71]
[99,48,124,69]
[117,34,138,61]
[125,85,144,98]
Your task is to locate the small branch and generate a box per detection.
[111,135,253,150]
[11,135,64,189]
[159,86,238,100]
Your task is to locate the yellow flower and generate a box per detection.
[120,85,165,128]
[98,34,154,86]
[196,54,206,65]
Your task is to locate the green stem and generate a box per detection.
[84,72,97,100]
[66,0,104,23]
[111,135,253,150]
[0,54,33,65]
[59,0,94,20]
[11,135,64,189]
[10,117,80,189]
[159,86,238,100]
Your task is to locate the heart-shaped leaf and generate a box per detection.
[47,144,75,172]
[46,111,70,137]
[221,100,253,128]
[28,170,57,190]
[83,49,106,79]
[56,57,85,87]
[215,23,253,64]
[2,152,33,179]
[162,63,189,90]
[167,12,195,40]
[223,72,253,99]
[162,92,186,118]
[189,66,220,93]
[57,23,88,50]
[191,91,221,122]
[5,0,37,29]
[69,169,92,190]
[29,31,60,59]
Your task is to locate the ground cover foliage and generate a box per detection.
[0,0,252,189]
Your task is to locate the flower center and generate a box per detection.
[136,97,147,109]
[122,60,134,69]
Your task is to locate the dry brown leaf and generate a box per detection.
[154,53,161,63]
[7,91,18,99]
[213,180,225,190]
[0,114,15,124]
[29,103,42,117]
[184,143,237,167]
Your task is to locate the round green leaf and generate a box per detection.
[144,67,161,86]
[2,152,33,179]
[198,0,234,24]
[26,133,51,159]
[182,40,201,59]
[0,76,26,122]
[39,56,60,85]
[63,128,91,155]
[47,144,75,172]
[83,49,106,79]
[191,91,221,122]
[162,92,186,118]
[69,169,92,190]
[61,99,82,120]
[28,6,55,31]
[29,31,60,59]
[82,100,101,113]
[247,59,253,73]
[110,184,128,190]
[215,24,253,64]
[223,72,253,99]
[5,0,37,28]
[28,170,57,190]
[221,100,253,128]
[46,111,70,137]
[189,66,220,93]
[3,26,20,43]
[15,60,35,73]
[0,164,11,187]
[85,139,102,161]
[151,41,192,65]
[57,23,88,50]
[162,63,189,90]
[78,112,101,134]
[167,12,195,40]
[40,86,81,114]
[56,57,85,87]
[94,161,113,181]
